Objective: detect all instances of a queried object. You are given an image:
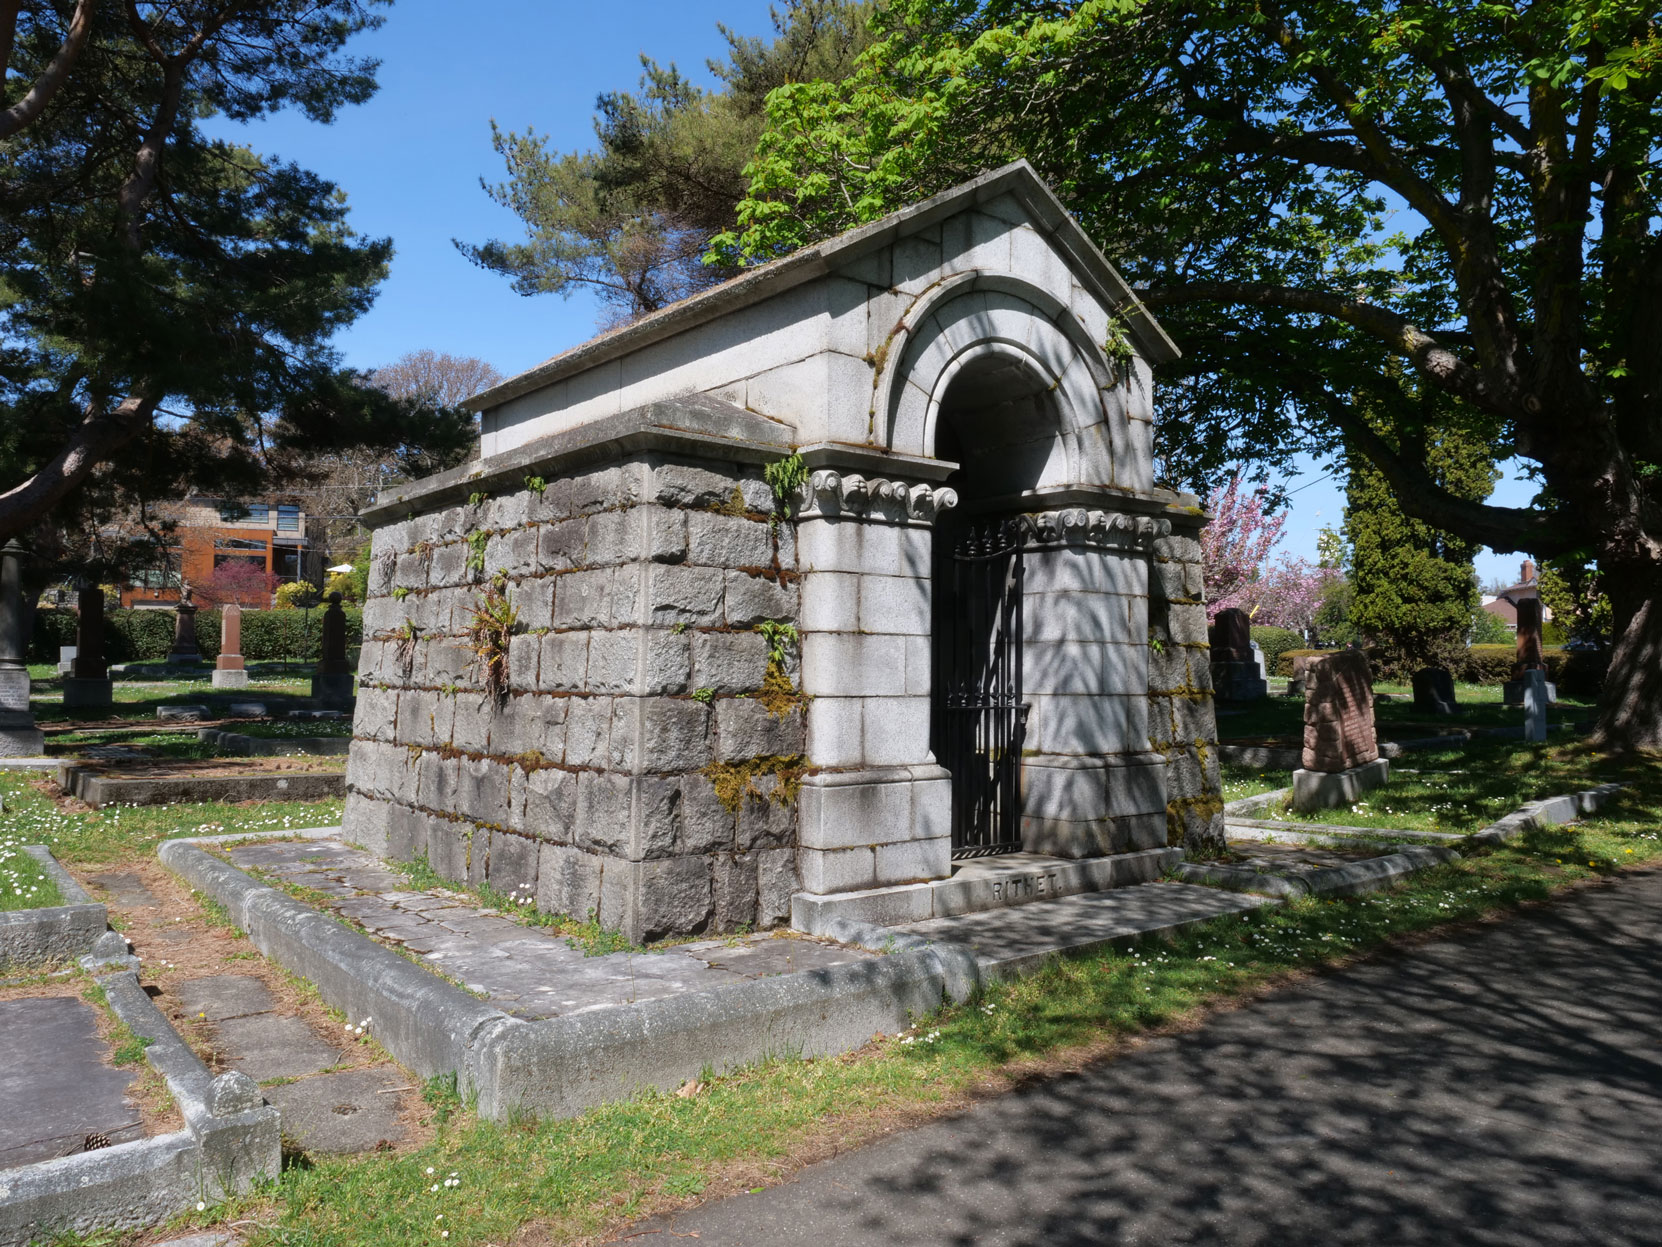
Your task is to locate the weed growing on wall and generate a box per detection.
[763,452,809,517]
[464,577,518,704]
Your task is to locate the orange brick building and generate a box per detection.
[120,497,315,608]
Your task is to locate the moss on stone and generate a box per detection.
[701,754,805,814]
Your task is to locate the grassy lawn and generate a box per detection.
[1220,763,1290,803]
[1216,681,1595,742]
[0,831,63,910]
[234,719,354,739]
[0,772,344,867]
[31,677,314,724]
[163,803,1660,1247]
[15,722,1659,1246]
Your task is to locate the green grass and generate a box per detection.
[1263,739,1631,834]
[0,832,64,910]
[1216,681,1594,742]
[232,719,354,739]
[205,795,1662,1247]
[1220,763,1288,803]
[0,772,344,866]
[30,677,314,723]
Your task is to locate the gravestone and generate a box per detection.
[213,602,249,689]
[1291,649,1388,811]
[63,586,113,708]
[166,587,203,665]
[1411,667,1457,716]
[1522,668,1549,742]
[0,540,44,754]
[1251,640,1267,681]
[1209,607,1266,701]
[57,645,76,675]
[310,592,353,708]
[1503,598,1556,705]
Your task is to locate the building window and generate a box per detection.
[214,537,267,553]
[276,505,300,533]
[219,501,269,524]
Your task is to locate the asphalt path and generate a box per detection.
[612,867,1662,1246]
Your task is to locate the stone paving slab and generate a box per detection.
[227,838,874,1020]
[263,1068,411,1154]
[896,882,1271,974]
[85,871,161,908]
[213,1015,344,1083]
[174,975,278,1022]
[1226,839,1382,872]
[0,997,142,1170]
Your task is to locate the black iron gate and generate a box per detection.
[941,518,1029,859]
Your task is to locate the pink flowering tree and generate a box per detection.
[1244,557,1341,632]
[1200,474,1287,619]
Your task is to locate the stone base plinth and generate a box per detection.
[61,678,113,708]
[310,672,354,707]
[1503,677,1557,706]
[1211,660,1267,701]
[1019,752,1169,858]
[1291,758,1390,812]
[212,669,250,689]
[0,726,46,756]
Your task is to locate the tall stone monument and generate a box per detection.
[62,586,113,708]
[1209,607,1267,701]
[310,592,353,708]
[0,541,45,754]
[166,587,202,666]
[1291,650,1388,811]
[1503,598,1556,705]
[213,603,248,689]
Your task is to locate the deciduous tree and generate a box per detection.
[720,0,1662,747]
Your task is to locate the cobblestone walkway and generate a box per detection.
[227,839,873,1019]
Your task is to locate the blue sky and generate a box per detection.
[218,0,1534,587]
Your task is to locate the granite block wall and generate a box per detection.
[344,453,803,943]
[1146,516,1226,854]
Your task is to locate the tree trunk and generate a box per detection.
[1593,570,1662,751]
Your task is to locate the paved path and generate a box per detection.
[615,866,1662,1247]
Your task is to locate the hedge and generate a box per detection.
[31,607,361,664]
[1249,626,1304,672]
[1272,643,1606,697]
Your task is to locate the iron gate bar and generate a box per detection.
[945,517,1029,860]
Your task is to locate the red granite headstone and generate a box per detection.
[1209,607,1252,663]
[1301,650,1379,772]
[216,603,245,672]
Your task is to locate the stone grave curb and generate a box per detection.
[196,728,351,757]
[0,757,57,772]
[1464,783,1625,847]
[473,919,971,1121]
[0,972,279,1247]
[0,846,107,969]
[1203,784,1628,900]
[157,839,510,1085]
[58,762,344,808]
[159,836,977,1122]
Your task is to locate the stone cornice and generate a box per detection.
[1015,508,1171,551]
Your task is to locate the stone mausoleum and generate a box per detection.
[344,162,1223,943]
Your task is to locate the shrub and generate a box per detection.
[1249,626,1303,672]
[274,581,321,610]
[29,606,361,664]
[1274,648,1330,678]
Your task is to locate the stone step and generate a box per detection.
[790,847,1182,935]
[892,880,1271,978]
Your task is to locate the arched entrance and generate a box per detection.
[930,351,1064,858]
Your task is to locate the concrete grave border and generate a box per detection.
[0,971,279,1247]
[0,846,107,969]
[56,762,344,808]
[159,831,976,1121]
[1181,783,1627,898]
